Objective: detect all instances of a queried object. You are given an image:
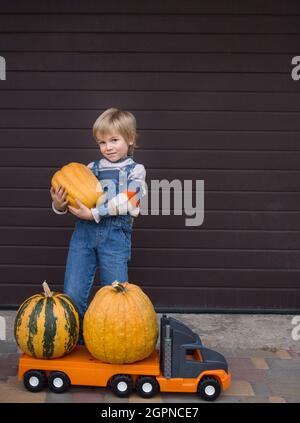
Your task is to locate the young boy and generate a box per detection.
[50,108,146,320]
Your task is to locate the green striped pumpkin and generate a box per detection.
[14,281,80,359]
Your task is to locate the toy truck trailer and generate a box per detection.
[18,315,231,401]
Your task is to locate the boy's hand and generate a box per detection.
[50,186,68,211]
[68,199,94,221]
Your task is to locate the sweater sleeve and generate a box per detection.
[52,202,68,215]
[91,164,146,222]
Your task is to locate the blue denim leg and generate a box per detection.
[97,216,132,285]
[64,220,98,317]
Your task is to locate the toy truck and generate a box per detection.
[18,315,231,401]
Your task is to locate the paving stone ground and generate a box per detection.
[1,311,300,404]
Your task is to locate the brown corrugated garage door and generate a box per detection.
[0,1,300,311]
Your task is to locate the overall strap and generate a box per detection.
[91,160,101,178]
[118,162,136,191]
[124,162,136,174]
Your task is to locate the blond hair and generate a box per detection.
[93,108,137,155]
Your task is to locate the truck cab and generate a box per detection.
[157,315,231,400]
[160,315,229,378]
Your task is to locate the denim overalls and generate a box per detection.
[63,159,135,318]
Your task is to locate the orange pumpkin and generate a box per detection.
[51,162,104,209]
[83,282,159,364]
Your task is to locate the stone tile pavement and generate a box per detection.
[1,311,300,404]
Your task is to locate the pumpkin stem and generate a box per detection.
[42,281,52,297]
[112,281,127,294]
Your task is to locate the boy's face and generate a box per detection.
[96,131,133,162]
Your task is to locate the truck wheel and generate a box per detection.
[135,376,159,398]
[110,375,133,397]
[23,370,47,393]
[48,371,70,393]
[198,377,221,401]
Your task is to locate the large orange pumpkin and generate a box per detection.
[51,162,104,209]
[83,282,159,364]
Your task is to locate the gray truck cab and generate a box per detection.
[160,315,229,379]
